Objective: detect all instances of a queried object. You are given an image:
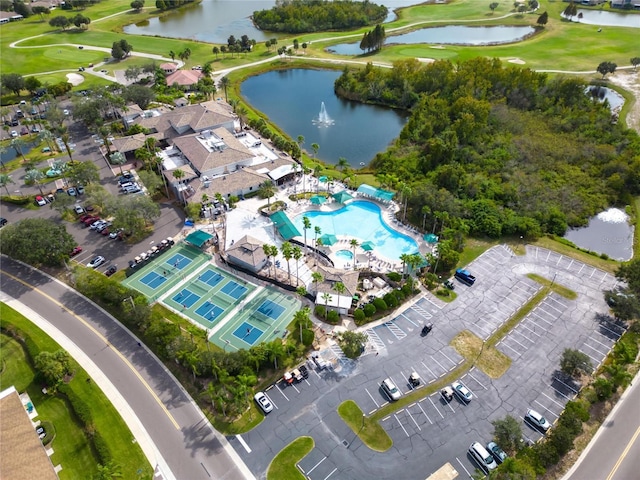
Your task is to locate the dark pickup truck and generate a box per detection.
[455,268,476,286]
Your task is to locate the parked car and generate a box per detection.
[89,219,106,230]
[469,442,498,474]
[74,205,86,215]
[63,109,70,116]
[96,221,111,233]
[86,256,106,268]
[10,130,18,138]
[109,228,122,239]
[0,218,7,228]
[487,441,508,464]
[105,265,117,277]
[76,185,85,195]
[70,246,83,256]
[444,279,455,290]
[451,380,473,403]
[67,187,77,196]
[421,323,433,336]
[254,392,273,414]
[35,195,47,206]
[525,409,551,433]
[381,378,402,401]
[440,386,454,402]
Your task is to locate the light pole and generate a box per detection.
[520,235,524,254]
[349,414,366,449]
[551,272,557,287]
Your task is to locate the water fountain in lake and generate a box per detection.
[312,101,335,127]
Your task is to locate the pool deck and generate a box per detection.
[224,174,434,274]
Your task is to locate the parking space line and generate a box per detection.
[553,376,579,394]
[579,349,601,363]
[400,312,419,327]
[439,350,458,367]
[551,385,574,401]
[583,342,608,357]
[384,321,407,340]
[430,356,448,375]
[594,331,617,345]
[455,457,473,479]
[541,391,565,409]
[323,467,338,480]
[507,334,530,351]
[275,387,289,402]
[496,339,521,356]
[472,321,493,337]
[394,414,410,437]
[586,336,611,351]
[466,372,488,390]
[289,383,300,394]
[520,323,543,337]
[598,323,624,339]
[530,311,554,327]
[421,361,439,380]
[534,399,559,418]
[306,456,326,475]
[406,408,422,431]
[428,396,445,419]
[416,401,434,424]
[511,329,536,345]
[365,388,380,408]
[264,392,279,410]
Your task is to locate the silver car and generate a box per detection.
[381,378,401,401]
[451,380,473,403]
[469,442,498,473]
[254,392,273,414]
[525,409,551,432]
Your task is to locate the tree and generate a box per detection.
[1,73,25,96]
[537,11,548,26]
[24,76,42,95]
[302,216,311,253]
[219,76,230,103]
[169,50,176,61]
[131,0,145,11]
[49,15,70,30]
[10,137,27,162]
[35,350,72,390]
[119,39,133,57]
[124,66,141,82]
[492,415,523,453]
[292,245,303,286]
[349,238,359,269]
[67,160,100,185]
[281,241,293,284]
[338,331,368,359]
[0,218,76,267]
[258,180,276,206]
[0,173,15,195]
[111,41,125,60]
[311,143,319,158]
[32,6,50,21]
[72,13,90,29]
[596,61,617,79]
[321,292,333,319]
[632,57,640,72]
[560,348,592,377]
[489,2,499,13]
[563,1,578,21]
[311,271,323,293]
[123,84,155,109]
[138,170,163,196]
[24,169,46,195]
[212,46,219,59]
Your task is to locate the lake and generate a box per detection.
[124,0,426,45]
[240,69,407,167]
[564,208,634,261]
[586,86,625,112]
[326,25,536,55]
[564,9,640,28]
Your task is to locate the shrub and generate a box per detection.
[383,292,398,309]
[314,305,326,318]
[549,425,574,456]
[301,328,314,346]
[363,303,376,317]
[353,308,365,324]
[58,384,93,428]
[593,377,613,401]
[326,310,340,324]
[386,272,401,282]
[563,399,590,423]
[533,441,558,468]
[393,289,405,301]
[92,431,112,464]
[372,298,388,311]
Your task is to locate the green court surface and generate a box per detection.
[121,244,211,301]
[161,265,256,329]
[211,287,301,351]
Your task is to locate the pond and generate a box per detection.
[240,69,408,167]
[563,208,634,261]
[586,85,625,112]
[0,140,38,166]
[563,9,640,28]
[326,25,536,55]
[123,0,425,45]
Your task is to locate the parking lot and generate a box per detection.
[230,245,622,480]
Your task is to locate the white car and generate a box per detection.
[74,205,85,215]
[10,130,18,137]
[525,409,551,433]
[381,378,402,401]
[451,380,473,403]
[469,442,498,473]
[87,256,106,268]
[254,392,273,414]
[35,195,47,206]
[63,109,70,116]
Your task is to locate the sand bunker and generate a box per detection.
[508,58,526,65]
[66,73,85,86]
[417,58,436,64]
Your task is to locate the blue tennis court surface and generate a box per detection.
[165,253,192,270]
[232,322,264,346]
[140,271,167,289]
[195,301,225,322]
[256,299,285,320]
[221,281,248,300]
[199,270,224,287]
[172,289,200,308]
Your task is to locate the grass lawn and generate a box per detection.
[267,436,314,480]
[450,330,511,379]
[337,400,393,452]
[0,303,152,480]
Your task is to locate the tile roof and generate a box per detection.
[226,235,267,268]
[315,265,360,297]
[111,132,146,153]
[172,128,253,173]
[166,69,203,86]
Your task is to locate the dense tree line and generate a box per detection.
[359,24,385,53]
[253,0,388,33]
[334,59,640,247]
[155,0,196,11]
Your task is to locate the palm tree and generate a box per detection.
[281,241,293,285]
[219,76,230,103]
[294,306,311,343]
[0,173,14,195]
[169,50,176,61]
[321,292,333,319]
[10,137,27,162]
[296,135,305,151]
[98,125,112,155]
[268,340,285,369]
[311,143,319,158]
[24,169,45,195]
[60,132,73,161]
[172,168,186,204]
[333,281,346,299]
[38,129,56,154]
[350,238,359,269]
[291,162,300,194]
[263,244,274,277]
[292,245,303,286]
[337,157,349,173]
[311,271,323,293]
[399,253,411,280]
[302,216,311,253]
[400,183,412,221]
[258,180,276,207]
[268,244,278,278]
[314,226,321,263]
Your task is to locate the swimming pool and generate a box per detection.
[293,200,419,259]
[336,249,354,261]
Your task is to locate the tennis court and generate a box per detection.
[140,271,167,290]
[195,301,225,323]
[210,288,300,351]
[199,269,225,287]
[220,280,248,300]
[172,289,200,309]
[122,244,210,300]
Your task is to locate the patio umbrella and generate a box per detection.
[424,233,439,243]
[360,241,375,251]
[319,233,337,246]
[332,190,354,204]
[318,175,329,183]
[310,195,326,205]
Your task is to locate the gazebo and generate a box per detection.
[184,230,215,249]
[332,190,353,204]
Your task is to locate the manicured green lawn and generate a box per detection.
[337,400,392,452]
[0,303,152,480]
[266,436,314,480]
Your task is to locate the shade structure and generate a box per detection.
[310,195,326,205]
[319,233,337,246]
[360,241,375,251]
[318,175,329,183]
[332,190,354,204]
[424,233,439,243]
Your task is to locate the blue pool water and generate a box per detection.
[336,249,354,261]
[293,200,418,259]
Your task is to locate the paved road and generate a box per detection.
[0,256,254,480]
[563,369,640,480]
